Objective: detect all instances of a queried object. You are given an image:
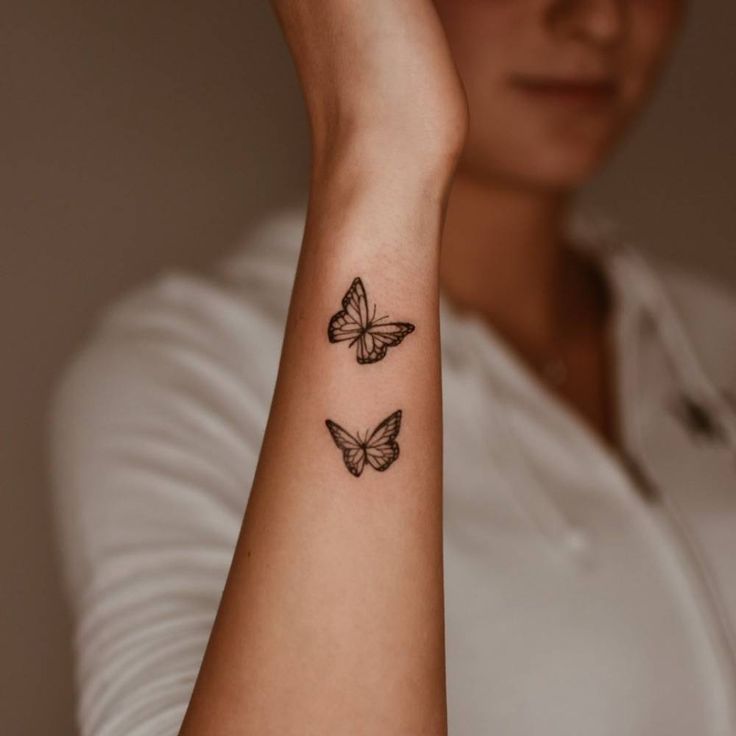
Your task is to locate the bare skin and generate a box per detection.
[180,0,685,733]
[440,175,618,444]
[180,1,465,734]
[435,0,684,447]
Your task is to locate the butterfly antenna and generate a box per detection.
[369,303,391,325]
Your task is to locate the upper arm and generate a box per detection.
[49,275,276,735]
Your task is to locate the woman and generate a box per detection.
[50,0,736,734]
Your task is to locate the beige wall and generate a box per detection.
[2,2,733,733]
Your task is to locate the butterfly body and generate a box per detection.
[325,410,402,477]
[328,278,415,364]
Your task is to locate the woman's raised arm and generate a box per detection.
[180,2,467,733]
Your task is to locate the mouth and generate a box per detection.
[509,74,618,106]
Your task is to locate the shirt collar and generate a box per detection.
[440,207,736,462]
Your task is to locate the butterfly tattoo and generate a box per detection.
[325,410,402,477]
[328,277,415,364]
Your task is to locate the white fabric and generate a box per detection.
[49,200,736,735]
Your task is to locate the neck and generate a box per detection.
[439,171,602,360]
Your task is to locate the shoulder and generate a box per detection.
[49,202,306,598]
[53,200,307,426]
[642,251,736,389]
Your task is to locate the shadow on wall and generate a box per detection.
[581,0,736,281]
[1,0,734,734]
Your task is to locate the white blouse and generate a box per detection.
[49,201,736,735]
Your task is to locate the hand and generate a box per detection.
[271,0,468,178]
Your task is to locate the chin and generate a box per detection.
[458,134,618,194]
[519,145,613,192]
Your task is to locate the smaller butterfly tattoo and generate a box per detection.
[325,410,402,477]
[328,277,415,364]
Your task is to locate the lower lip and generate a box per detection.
[511,79,616,108]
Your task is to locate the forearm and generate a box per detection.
[180,148,451,735]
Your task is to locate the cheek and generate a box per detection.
[435,0,523,70]
[435,1,530,148]
[619,3,683,114]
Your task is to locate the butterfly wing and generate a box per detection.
[325,419,366,477]
[357,322,415,364]
[328,278,370,344]
[364,410,402,472]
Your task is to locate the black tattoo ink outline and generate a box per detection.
[325,410,402,477]
[328,277,415,364]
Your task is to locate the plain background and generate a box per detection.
[2,2,734,733]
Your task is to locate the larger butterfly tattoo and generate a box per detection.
[328,277,415,364]
[325,410,402,477]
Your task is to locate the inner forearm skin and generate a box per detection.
[180,151,451,735]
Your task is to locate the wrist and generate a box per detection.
[310,131,459,214]
[311,116,462,188]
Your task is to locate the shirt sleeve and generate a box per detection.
[48,271,280,736]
